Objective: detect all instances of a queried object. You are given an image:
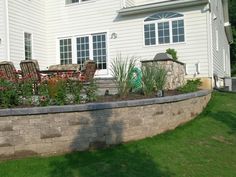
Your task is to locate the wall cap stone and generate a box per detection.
[141,59,185,65]
[0,90,212,117]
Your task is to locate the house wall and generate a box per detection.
[45,1,210,78]
[211,0,231,78]
[0,0,8,61]
[113,5,210,78]
[7,0,47,69]
[45,0,122,72]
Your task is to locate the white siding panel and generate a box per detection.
[45,0,121,69]
[126,0,136,7]
[46,2,209,77]
[8,0,47,69]
[211,0,231,77]
[110,6,210,77]
[0,0,7,61]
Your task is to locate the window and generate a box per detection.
[144,24,156,45]
[59,39,72,65]
[172,20,185,43]
[158,22,170,44]
[60,33,107,70]
[66,0,90,4]
[77,36,90,66]
[144,12,185,46]
[76,33,107,69]
[24,33,32,60]
[93,33,107,70]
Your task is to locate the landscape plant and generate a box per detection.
[141,63,168,96]
[0,77,19,108]
[166,48,178,60]
[110,55,137,97]
[178,78,202,93]
[141,64,155,96]
[153,64,168,91]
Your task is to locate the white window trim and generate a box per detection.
[143,17,186,47]
[65,0,96,6]
[23,31,33,60]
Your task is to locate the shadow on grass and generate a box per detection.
[49,108,173,177]
[210,111,236,134]
[49,147,173,177]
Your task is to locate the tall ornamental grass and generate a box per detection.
[110,55,137,97]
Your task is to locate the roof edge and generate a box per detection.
[118,0,209,16]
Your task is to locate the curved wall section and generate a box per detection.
[0,90,211,160]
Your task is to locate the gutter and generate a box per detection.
[118,0,209,16]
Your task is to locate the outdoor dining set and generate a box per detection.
[0,59,97,83]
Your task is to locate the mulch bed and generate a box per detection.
[95,90,181,103]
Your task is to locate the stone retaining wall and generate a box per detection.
[0,90,211,160]
[142,59,185,90]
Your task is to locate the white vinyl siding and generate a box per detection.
[111,6,210,77]
[7,0,47,69]
[0,0,7,61]
[211,0,231,77]
[46,0,119,76]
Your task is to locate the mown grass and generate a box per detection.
[0,92,236,177]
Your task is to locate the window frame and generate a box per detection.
[24,32,33,60]
[58,32,108,74]
[143,14,186,47]
[65,0,93,5]
[59,38,73,65]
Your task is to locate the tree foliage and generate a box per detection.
[229,0,236,75]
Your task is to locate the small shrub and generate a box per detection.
[67,79,83,104]
[178,79,202,93]
[47,76,67,105]
[166,48,178,61]
[84,79,98,102]
[110,55,137,97]
[0,78,19,108]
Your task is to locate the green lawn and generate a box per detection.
[0,92,236,177]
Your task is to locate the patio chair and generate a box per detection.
[0,61,18,81]
[20,60,41,82]
[80,60,96,82]
[20,60,41,94]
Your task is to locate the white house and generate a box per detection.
[0,0,233,88]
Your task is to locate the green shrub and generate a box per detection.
[67,80,83,104]
[178,79,202,93]
[142,64,168,96]
[110,55,137,97]
[0,78,19,108]
[166,48,178,61]
[84,79,98,102]
[232,63,236,77]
